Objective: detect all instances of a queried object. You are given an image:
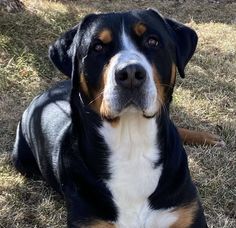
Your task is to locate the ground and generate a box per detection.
[0,0,235,227]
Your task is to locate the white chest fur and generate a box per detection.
[100,113,177,227]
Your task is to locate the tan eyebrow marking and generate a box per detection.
[133,22,147,36]
[98,29,112,43]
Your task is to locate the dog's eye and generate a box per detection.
[93,43,104,52]
[146,37,159,48]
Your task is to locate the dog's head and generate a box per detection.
[49,9,197,121]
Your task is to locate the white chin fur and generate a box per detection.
[101,92,159,120]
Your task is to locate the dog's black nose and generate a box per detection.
[115,64,146,89]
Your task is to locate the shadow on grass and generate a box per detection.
[0,154,66,228]
[52,0,236,24]
[0,181,66,227]
[0,6,77,80]
[173,48,235,120]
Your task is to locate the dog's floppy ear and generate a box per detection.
[49,13,98,79]
[165,18,198,78]
[48,24,80,77]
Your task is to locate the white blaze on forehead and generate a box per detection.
[119,24,153,80]
[121,24,137,51]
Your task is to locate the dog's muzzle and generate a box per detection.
[102,51,158,119]
[114,63,148,110]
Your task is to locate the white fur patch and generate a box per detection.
[99,113,178,227]
[145,207,178,228]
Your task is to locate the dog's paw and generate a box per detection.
[203,132,225,147]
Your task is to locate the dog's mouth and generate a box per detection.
[123,100,156,118]
[101,88,158,121]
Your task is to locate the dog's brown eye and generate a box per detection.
[147,37,159,48]
[94,43,104,52]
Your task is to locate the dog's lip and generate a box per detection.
[103,115,120,122]
[102,105,157,122]
[103,110,157,122]
[143,112,157,119]
[124,99,140,108]
[102,90,157,120]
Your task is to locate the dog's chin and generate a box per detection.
[143,112,157,119]
[103,115,120,123]
[102,104,157,122]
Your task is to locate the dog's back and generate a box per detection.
[12,81,71,189]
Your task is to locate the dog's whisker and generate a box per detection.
[88,90,104,105]
[159,83,174,89]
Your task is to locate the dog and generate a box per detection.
[48,12,224,148]
[12,9,208,227]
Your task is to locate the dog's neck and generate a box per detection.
[100,111,159,162]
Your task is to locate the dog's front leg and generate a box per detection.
[64,190,91,228]
[64,187,115,228]
[80,221,116,228]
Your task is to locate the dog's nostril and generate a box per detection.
[119,72,128,81]
[135,70,145,80]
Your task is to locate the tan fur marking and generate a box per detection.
[88,221,116,228]
[100,98,120,127]
[88,64,107,114]
[108,116,120,128]
[80,74,90,97]
[80,221,116,228]
[88,62,119,127]
[171,201,198,228]
[89,86,103,114]
[171,64,176,85]
[152,65,165,108]
[178,127,223,146]
[134,23,147,36]
[97,57,120,125]
[100,99,111,119]
[98,29,112,44]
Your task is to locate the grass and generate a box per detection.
[0,0,235,227]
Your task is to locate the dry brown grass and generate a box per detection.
[0,0,235,227]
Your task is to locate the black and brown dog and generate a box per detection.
[12,9,209,227]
